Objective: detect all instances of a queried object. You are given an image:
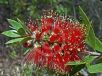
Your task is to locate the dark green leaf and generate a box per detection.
[95,57,102,64]
[18,28,26,35]
[87,63,102,73]
[2,30,20,37]
[67,55,96,75]
[70,64,85,75]
[17,18,31,34]
[21,37,31,43]
[7,19,23,30]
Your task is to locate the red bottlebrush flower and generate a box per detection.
[41,17,53,33]
[25,11,87,73]
[49,34,59,42]
[27,19,38,32]
[53,44,62,53]
[53,27,61,34]
[36,32,43,40]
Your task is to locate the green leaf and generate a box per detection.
[66,55,96,66]
[2,30,20,37]
[79,6,91,31]
[66,61,86,75]
[66,61,86,66]
[87,63,102,73]
[85,26,96,49]
[5,37,25,44]
[7,19,23,30]
[79,6,102,52]
[79,6,95,46]
[84,55,96,63]
[70,64,85,75]
[94,37,102,52]
[5,36,31,45]
[17,18,31,34]
[66,55,96,75]
[84,55,96,67]
[18,28,26,35]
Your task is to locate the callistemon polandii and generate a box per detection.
[25,11,87,73]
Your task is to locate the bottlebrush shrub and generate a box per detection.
[2,7,102,75]
[25,11,87,73]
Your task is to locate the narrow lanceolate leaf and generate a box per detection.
[66,61,86,66]
[2,30,20,37]
[79,6,91,33]
[70,64,85,75]
[79,6,102,53]
[84,55,96,63]
[18,28,26,35]
[84,55,96,67]
[17,18,31,34]
[66,56,96,66]
[95,37,102,52]
[5,37,25,44]
[5,37,31,45]
[67,55,96,75]
[87,63,102,73]
[7,19,23,30]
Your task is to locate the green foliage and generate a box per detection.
[87,63,102,73]
[0,0,8,4]
[79,6,102,53]
[66,61,86,65]
[70,64,85,76]
[8,19,23,31]
[2,30,20,38]
[84,55,96,64]
[79,6,102,74]
[2,19,31,45]
[5,37,26,44]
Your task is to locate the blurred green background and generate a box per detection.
[0,0,102,76]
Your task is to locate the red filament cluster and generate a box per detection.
[25,11,86,73]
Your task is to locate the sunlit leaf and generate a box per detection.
[2,30,20,37]
[7,19,23,30]
[79,6,102,52]
[87,63,102,73]
[5,38,25,44]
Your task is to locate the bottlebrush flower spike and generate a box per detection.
[25,10,87,73]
